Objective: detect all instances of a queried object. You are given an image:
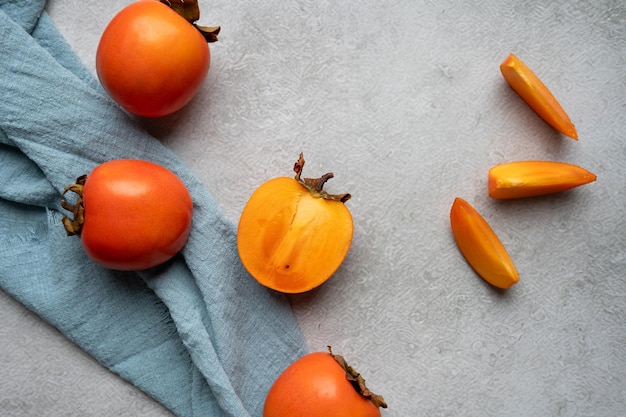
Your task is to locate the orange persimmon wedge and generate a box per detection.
[450,198,519,289]
[489,160,596,199]
[500,53,578,140]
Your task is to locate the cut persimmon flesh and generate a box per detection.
[450,198,519,289]
[237,154,353,294]
[489,160,596,199]
[500,53,578,140]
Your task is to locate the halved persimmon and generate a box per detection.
[237,154,353,293]
[500,53,578,140]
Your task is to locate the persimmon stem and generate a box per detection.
[306,172,334,192]
[293,153,351,203]
[196,25,220,43]
[327,346,388,409]
[61,175,87,237]
[160,0,220,43]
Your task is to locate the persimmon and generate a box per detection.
[237,154,353,293]
[61,159,193,271]
[264,347,387,417]
[450,197,519,289]
[488,160,597,199]
[96,0,220,117]
[500,53,578,140]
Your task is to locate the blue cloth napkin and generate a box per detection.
[0,1,308,416]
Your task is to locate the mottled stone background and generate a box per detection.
[1,0,625,416]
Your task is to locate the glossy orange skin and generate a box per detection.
[96,0,210,117]
[450,198,519,289]
[488,160,597,199]
[500,53,578,140]
[81,159,193,270]
[237,177,353,293]
[264,352,381,417]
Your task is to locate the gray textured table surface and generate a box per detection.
[2,0,625,416]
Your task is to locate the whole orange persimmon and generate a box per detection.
[264,348,387,417]
[237,154,353,293]
[96,0,219,117]
[60,159,193,271]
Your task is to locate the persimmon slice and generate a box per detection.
[500,53,578,140]
[489,160,596,199]
[450,198,519,289]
